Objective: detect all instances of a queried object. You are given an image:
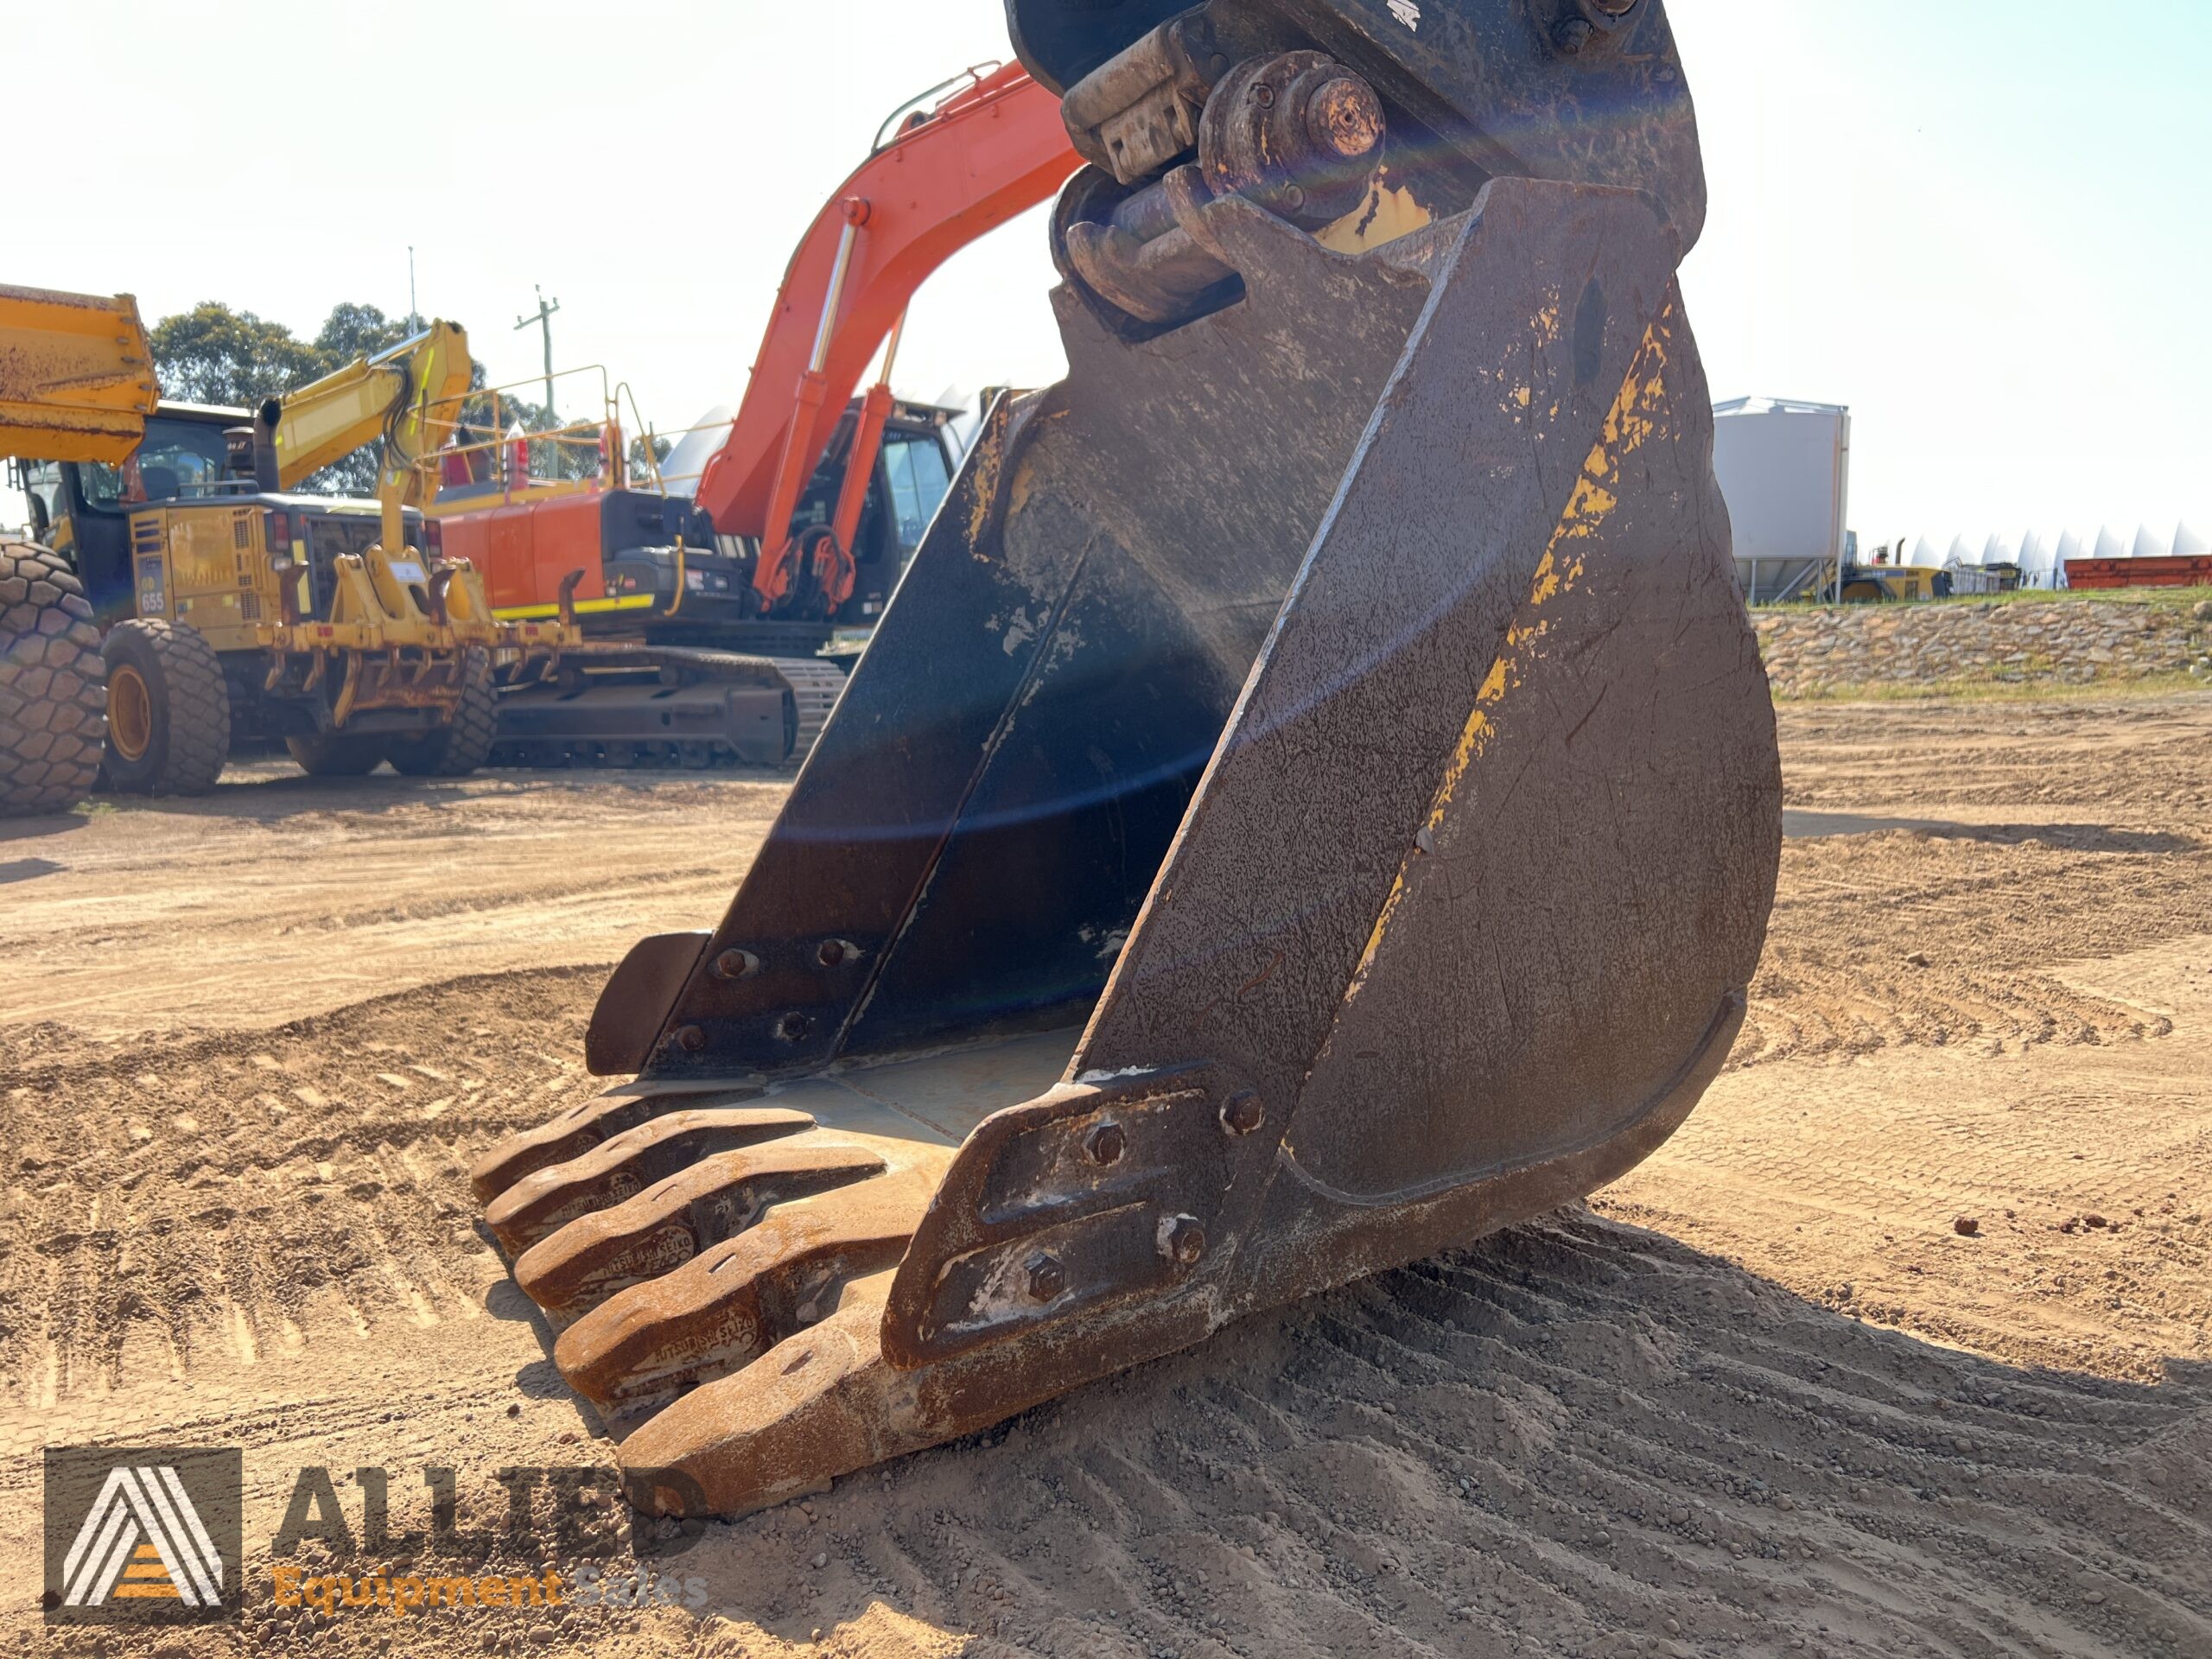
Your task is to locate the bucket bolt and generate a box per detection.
[675,1024,707,1053]
[712,948,760,981]
[1218,1090,1264,1136]
[1084,1122,1127,1166]
[815,938,859,969]
[1161,1215,1207,1268]
[1025,1252,1068,1303]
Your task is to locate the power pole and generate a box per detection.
[514,286,561,420]
[408,246,418,329]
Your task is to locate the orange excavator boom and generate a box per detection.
[693,62,1081,610]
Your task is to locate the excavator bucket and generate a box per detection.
[474,0,1780,1517]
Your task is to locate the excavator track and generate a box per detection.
[771,657,849,763]
[490,645,837,770]
[475,0,1781,1519]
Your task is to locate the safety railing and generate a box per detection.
[426,364,623,505]
[417,363,744,512]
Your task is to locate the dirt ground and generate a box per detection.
[1,695,2207,1658]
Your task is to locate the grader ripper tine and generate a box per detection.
[474,0,1780,1516]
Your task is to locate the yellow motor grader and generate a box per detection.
[0,286,569,811]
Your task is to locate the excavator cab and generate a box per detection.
[474,0,1782,1517]
[790,397,963,627]
[440,396,967,769]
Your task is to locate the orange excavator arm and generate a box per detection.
[693,62,1081,613]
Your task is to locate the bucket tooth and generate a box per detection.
[554,1161,945,1414]
[482,1108,816,1254]
[478,0,1778,1516]
[512,1135,890,1320]
[618,1271,904,1519]
[469,1080,763,1205]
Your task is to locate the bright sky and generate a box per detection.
[13,1,2205,549]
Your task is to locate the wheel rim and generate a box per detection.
[107,664,154,762]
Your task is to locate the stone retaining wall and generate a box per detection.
[1752,598,2212,697]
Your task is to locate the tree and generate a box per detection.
[312,302,415,366]
[148,302,321,409]
[149,301,405,493]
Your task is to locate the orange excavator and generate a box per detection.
[432,64,1082,765]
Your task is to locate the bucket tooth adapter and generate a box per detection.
[474,0,1780,1517]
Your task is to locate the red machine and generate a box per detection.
[700,60,1080,617]
[433,64,1082,766]
[2064,555,2212,590]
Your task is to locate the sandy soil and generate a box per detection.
[1,696,2208,1658]
[0,764,791,1034]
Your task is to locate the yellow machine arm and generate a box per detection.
[256,320,471,562]
[0,283,157,465]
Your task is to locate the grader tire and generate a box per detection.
[385,651,498,778]
[0,542,105,817]
[99,618,231,798]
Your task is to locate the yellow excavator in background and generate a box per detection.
[0,284,570,811]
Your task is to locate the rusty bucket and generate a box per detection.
[473,0,1780,1516]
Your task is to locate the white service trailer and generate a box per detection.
[1713,397,1850,604]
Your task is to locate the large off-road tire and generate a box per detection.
[385,651,497,778]
[284,731,386,777]
[0,542,105,817]
[99,617,231,797]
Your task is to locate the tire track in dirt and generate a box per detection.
[0,761,790,1033]
[1736,704,2212,1069]
[128,1214,2189,1659]
[0,969,608,1407]
[588,1217,2204,1659]
[1775,697,2212,816]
